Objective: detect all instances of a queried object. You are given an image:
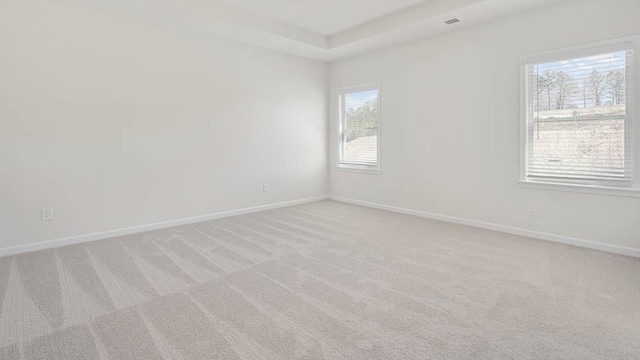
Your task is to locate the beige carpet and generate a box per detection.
[0,200,638,359]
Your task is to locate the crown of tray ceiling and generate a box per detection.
[61,0,567,62]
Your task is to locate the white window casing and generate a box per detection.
[337,84,381,173]
[520,36,640,197]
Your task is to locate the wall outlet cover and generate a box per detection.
[41,208,54,221]
[526,201,536,214]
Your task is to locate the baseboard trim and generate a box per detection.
[0,195,330,257]
[330,196,640,258]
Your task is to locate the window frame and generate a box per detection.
[519,36,640,198]
[337,83,382,173]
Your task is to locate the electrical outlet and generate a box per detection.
[526,201,536,214]
[263,184,270,193]
[41,208,54,221]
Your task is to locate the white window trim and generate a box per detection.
[519,35,640,197]
[337,83,382,174]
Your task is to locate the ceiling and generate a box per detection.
[62,0,567,62]
[219,0,429,35]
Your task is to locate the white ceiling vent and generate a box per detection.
[444,18,461,25]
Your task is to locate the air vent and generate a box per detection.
[444,18,460,25]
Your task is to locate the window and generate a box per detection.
[520,39,639,195]
[338,84,380,171]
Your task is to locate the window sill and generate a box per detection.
[518,180,640,198]
[337,165,382,175]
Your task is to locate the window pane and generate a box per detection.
[341,89,378,166]
[527,50,632,184]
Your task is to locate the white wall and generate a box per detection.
[329,0,640,250]
[3,0,639,254]
[0,0,328,248]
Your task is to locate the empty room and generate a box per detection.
[2,0,640,358]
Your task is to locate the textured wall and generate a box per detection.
[0,0,328,248]
[329,0,640,250]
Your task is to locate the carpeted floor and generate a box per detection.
[0,200,639,359]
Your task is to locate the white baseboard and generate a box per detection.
[330,196,640,258]
[0,195,330,257]
[6,194,637,259]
